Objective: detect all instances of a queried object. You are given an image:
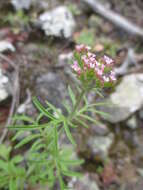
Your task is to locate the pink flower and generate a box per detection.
[71,44,117,86]
[75,44,91,53]
[103,55,114,65]
[103,76,110,82]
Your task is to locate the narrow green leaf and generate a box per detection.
[60,159,84,166]
[63,121,76,146]
[12,131,25,141]
[15,134,41,149]
[62,101,71,114]
[33,97,55,120]
[9,122,51,130]
[62,170,82,177]
[78,113,100,125]
[12,115,34,123]
[68,86,76,106]
[74,118,88,128]
[12,155,23,164]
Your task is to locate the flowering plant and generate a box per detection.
[0,44,116,190]
[72,44,116,88]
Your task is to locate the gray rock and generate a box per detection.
[39,6,76,38]
[68,174,100,190]
[0,68,11,102]
[87,133,114,159]
[35,71,68,110]
[102,74,143,123]
[139,109,143,120]
[11,0,32,10]
[0,41,15,52]
[91,123,109,136]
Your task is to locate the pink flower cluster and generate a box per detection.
[71,44,116,86]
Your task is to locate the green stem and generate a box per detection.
[69,88,86,120]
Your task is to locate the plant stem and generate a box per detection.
[69,88,86,120]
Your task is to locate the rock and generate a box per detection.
[11,0,32,10]
[35,71,68,111]
[0,41,15,52]
[101,74,143,123]
[0,68,11,102]
[58,52,73,67]
[124,179,143,190]
[68,173,100,190]
[87,133,114,160]
[126,116,138,129]
[91,123,109,136]
[139,109,143,120]
[38,6,76,38]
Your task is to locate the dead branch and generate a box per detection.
[82,0,143,37]
[0,54,20,143]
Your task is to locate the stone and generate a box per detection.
[126,116,138,129]
[139,109,143,120]
[91,123,109,136]
[38,6,76,38]
[35,71,68,111]
[87,133,114,159]
[0,41,15,52]
[0,68,11,102]
[11,0,32,10]
[68,173,100,190]
[101,74,143,123]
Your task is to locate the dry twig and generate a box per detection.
[82,0,143,37]
[0,54,20,143]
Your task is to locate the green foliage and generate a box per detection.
[4,10,30,30]
[0,144,26,190]
[3,44,115,189]
[67,4,81,16]
[74,29,95,47]
[6,84,108,189]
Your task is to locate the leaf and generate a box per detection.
[93,88,104,98]
[62,170,82,177]
[78,113,100,125]
[0,144,11,160]
[63,121,76,146]
[9,122,51,130]
[54,125,58,157]
[74,118,88,128]
[68,86,76,106]
[9,179,17,190]
[12,155,23,164]
[12,131,25,141]
[30,138,43,152]
[68,121,77,128]
[90,109,110,118]
[33,97,55,120]
[15,134,41,149]
[62,101,71,114]
[60,159,84,166]
[45,101,63,120]
[12,115,34,123]
[0,160,8,172]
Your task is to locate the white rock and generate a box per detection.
[0,41,15,52]
[39,6,76,38]
[101,74,143,123]
[11,0,32,10]
[88,133,114,159]
[0,69,10,102]
[69,174,100,190]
